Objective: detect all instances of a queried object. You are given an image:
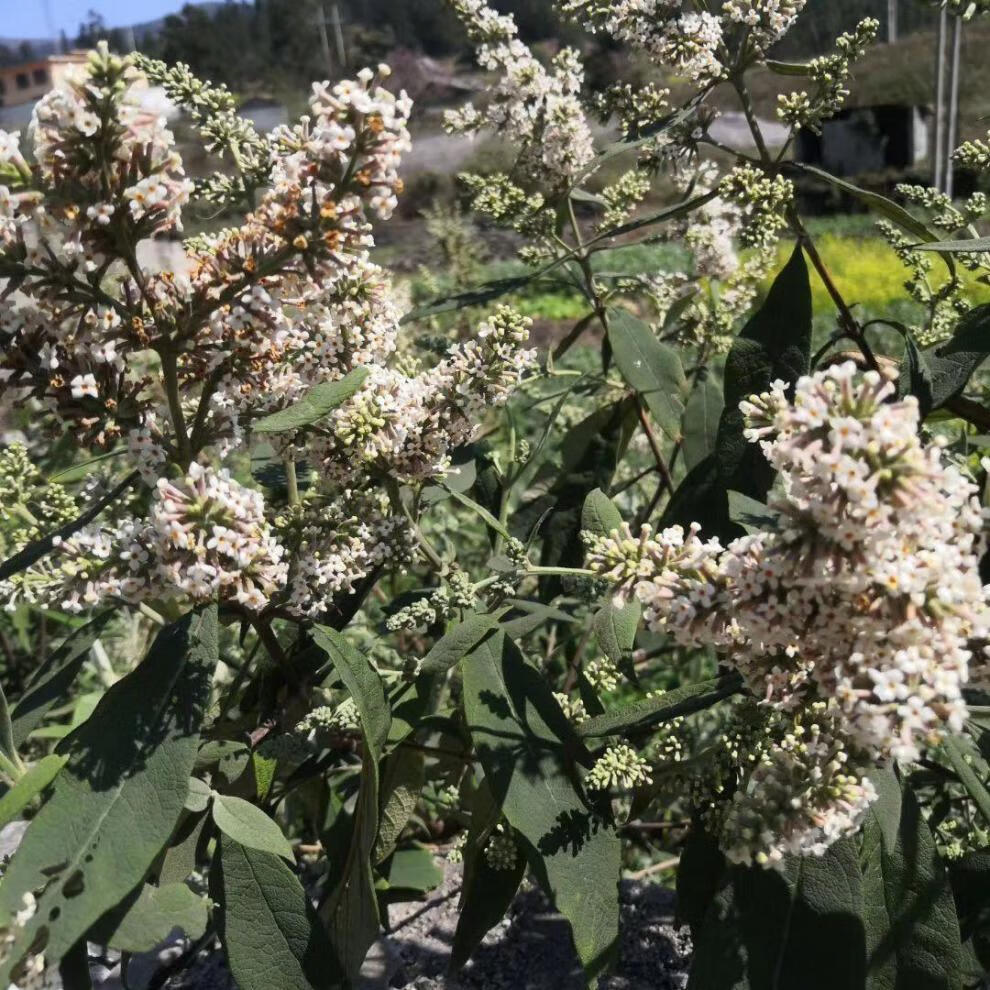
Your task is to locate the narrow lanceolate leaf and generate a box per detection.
[98,882,208,953]
[0,681,15,764]
[374,748,425,863]
[212,793,294,861]
[0,606,218,982]
[577,674,743,739]
[320,749,381,981]
[11,611,112,746]
[717,244,812,503]
[312,626,390,758]
[916,236,990,253]
[861,769,963,989]
[451,780,526,972]
[793,165,949,263]
[581,488,623,541]
[215,835,339,990]
[315,624,386,978]
[607,307,688,443]
[463,630,621,983]
[0,754,67,829]
[681,375,724,472]
[252,366,370,433]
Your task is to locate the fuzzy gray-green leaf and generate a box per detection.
[0,606,218,982]
[463,629,620,983]
[212,793,294,861]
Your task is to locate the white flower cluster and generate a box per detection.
[588,363,990,864]
[31,46,193,234]
[0,50,535,619]
[296,698,362,735]
[563,0,805,83]
[722,0,807,53]
[446,0,594,187]
[284,491,415,619]
[51,464,288,613]
[562,0,726,84]
[312,306,535,484]
[721,705,878,868]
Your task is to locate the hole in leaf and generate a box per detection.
[62,870,85,897]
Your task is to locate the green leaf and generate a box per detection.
[728,491,778,535]
[717,244,812,504]
[943,735,990,829]
[214,835,339,990]
[682,375,725,472]
[765,58,812,76]
[794,165,950,266]
[0,681,15,765]
[581,488,623,541]
[0,606,218,980]
[158,813,206,885]
[48,449,125,484]
[861,769,963,989]
[500,600,576,639]
[319,749,381,982]
[949,851,990,978]
[689,840,868,990]
[921,304,990,413]
[445,485,512,541]
[100,882,208,952]
[658,453,732,536]
[253,366,370,433]
[11,612,111,747]
[252,751,277,801]
[607,307,688,442]
[385,847,444,893]
[599,191,719,240]
[593,599,640,666]
[577,674,743,739]
[420,613,501,677]
[184,775,211,812]
[463,630,620,983]
[677,829,727,934]
[313,626,389,759]
[212,793,294,861]
[532,398,637,596]
[314,628,386,978]
[374,748,425,863]
[898,329,935,415]
[402,274,541,323]
[0,754,67,829]
[451,779,526,972]
[915,237,990,253]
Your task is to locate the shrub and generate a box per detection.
[4,4,990,990]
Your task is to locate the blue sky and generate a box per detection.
[3,1,194,38]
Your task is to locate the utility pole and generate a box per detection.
[946,13,963,198]
[330,4,347,70]
[888,0,898,43]
[934,5,948,192]
[315,3,348,79]
[316,1,334,77]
